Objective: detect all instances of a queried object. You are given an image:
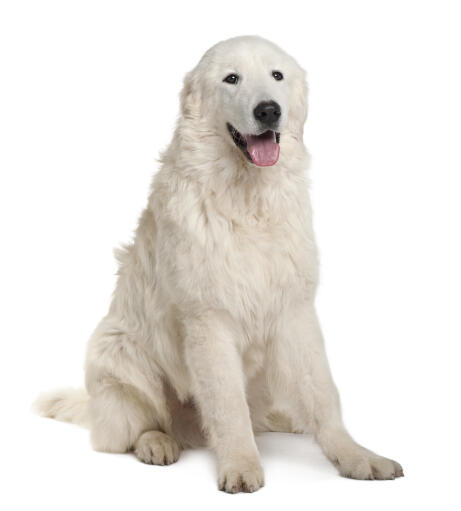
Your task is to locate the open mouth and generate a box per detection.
[227,123,281,167]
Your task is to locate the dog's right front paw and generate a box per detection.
[218,457,264,493]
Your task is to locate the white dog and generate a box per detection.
[35,36,403,493]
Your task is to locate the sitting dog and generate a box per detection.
[35,35,403,493]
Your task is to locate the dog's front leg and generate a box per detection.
[270,302,403,480]
[184,310,264,493]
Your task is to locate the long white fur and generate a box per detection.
[35,36,402,492]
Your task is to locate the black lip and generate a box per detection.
[226,123,280,163]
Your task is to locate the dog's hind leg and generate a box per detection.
[87,377,180,465]
[85,320,180,465]
[134,430,180,465]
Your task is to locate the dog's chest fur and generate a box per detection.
[157,172,318,339]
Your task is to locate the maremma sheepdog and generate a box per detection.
[35,35,403,493]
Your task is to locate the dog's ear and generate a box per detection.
[288,69,308,135]
[180,69,202,120]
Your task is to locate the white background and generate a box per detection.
[1,1,460,509]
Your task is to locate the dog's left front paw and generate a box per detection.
[336,450,403,480]
[218,456,265,493]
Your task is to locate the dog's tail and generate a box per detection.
[33,387,90,428]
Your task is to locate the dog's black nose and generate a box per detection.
[253,101,281,126]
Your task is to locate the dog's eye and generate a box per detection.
[272,71,284,81]
[223,74,239,84]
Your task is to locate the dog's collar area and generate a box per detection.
[227,123,280,166]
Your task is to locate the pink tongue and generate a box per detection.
[245,132,280,166]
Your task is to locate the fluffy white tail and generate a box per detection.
[33,388,90,428]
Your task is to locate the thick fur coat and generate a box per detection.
[35,36,402,493]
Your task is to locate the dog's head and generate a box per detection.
[181,36,307,167]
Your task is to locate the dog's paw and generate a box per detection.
[134,431,180,466]
[218,457,264,493]
[336,450,403,480]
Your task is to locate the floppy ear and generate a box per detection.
[288,69,308,135]
[180,69,202,120]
